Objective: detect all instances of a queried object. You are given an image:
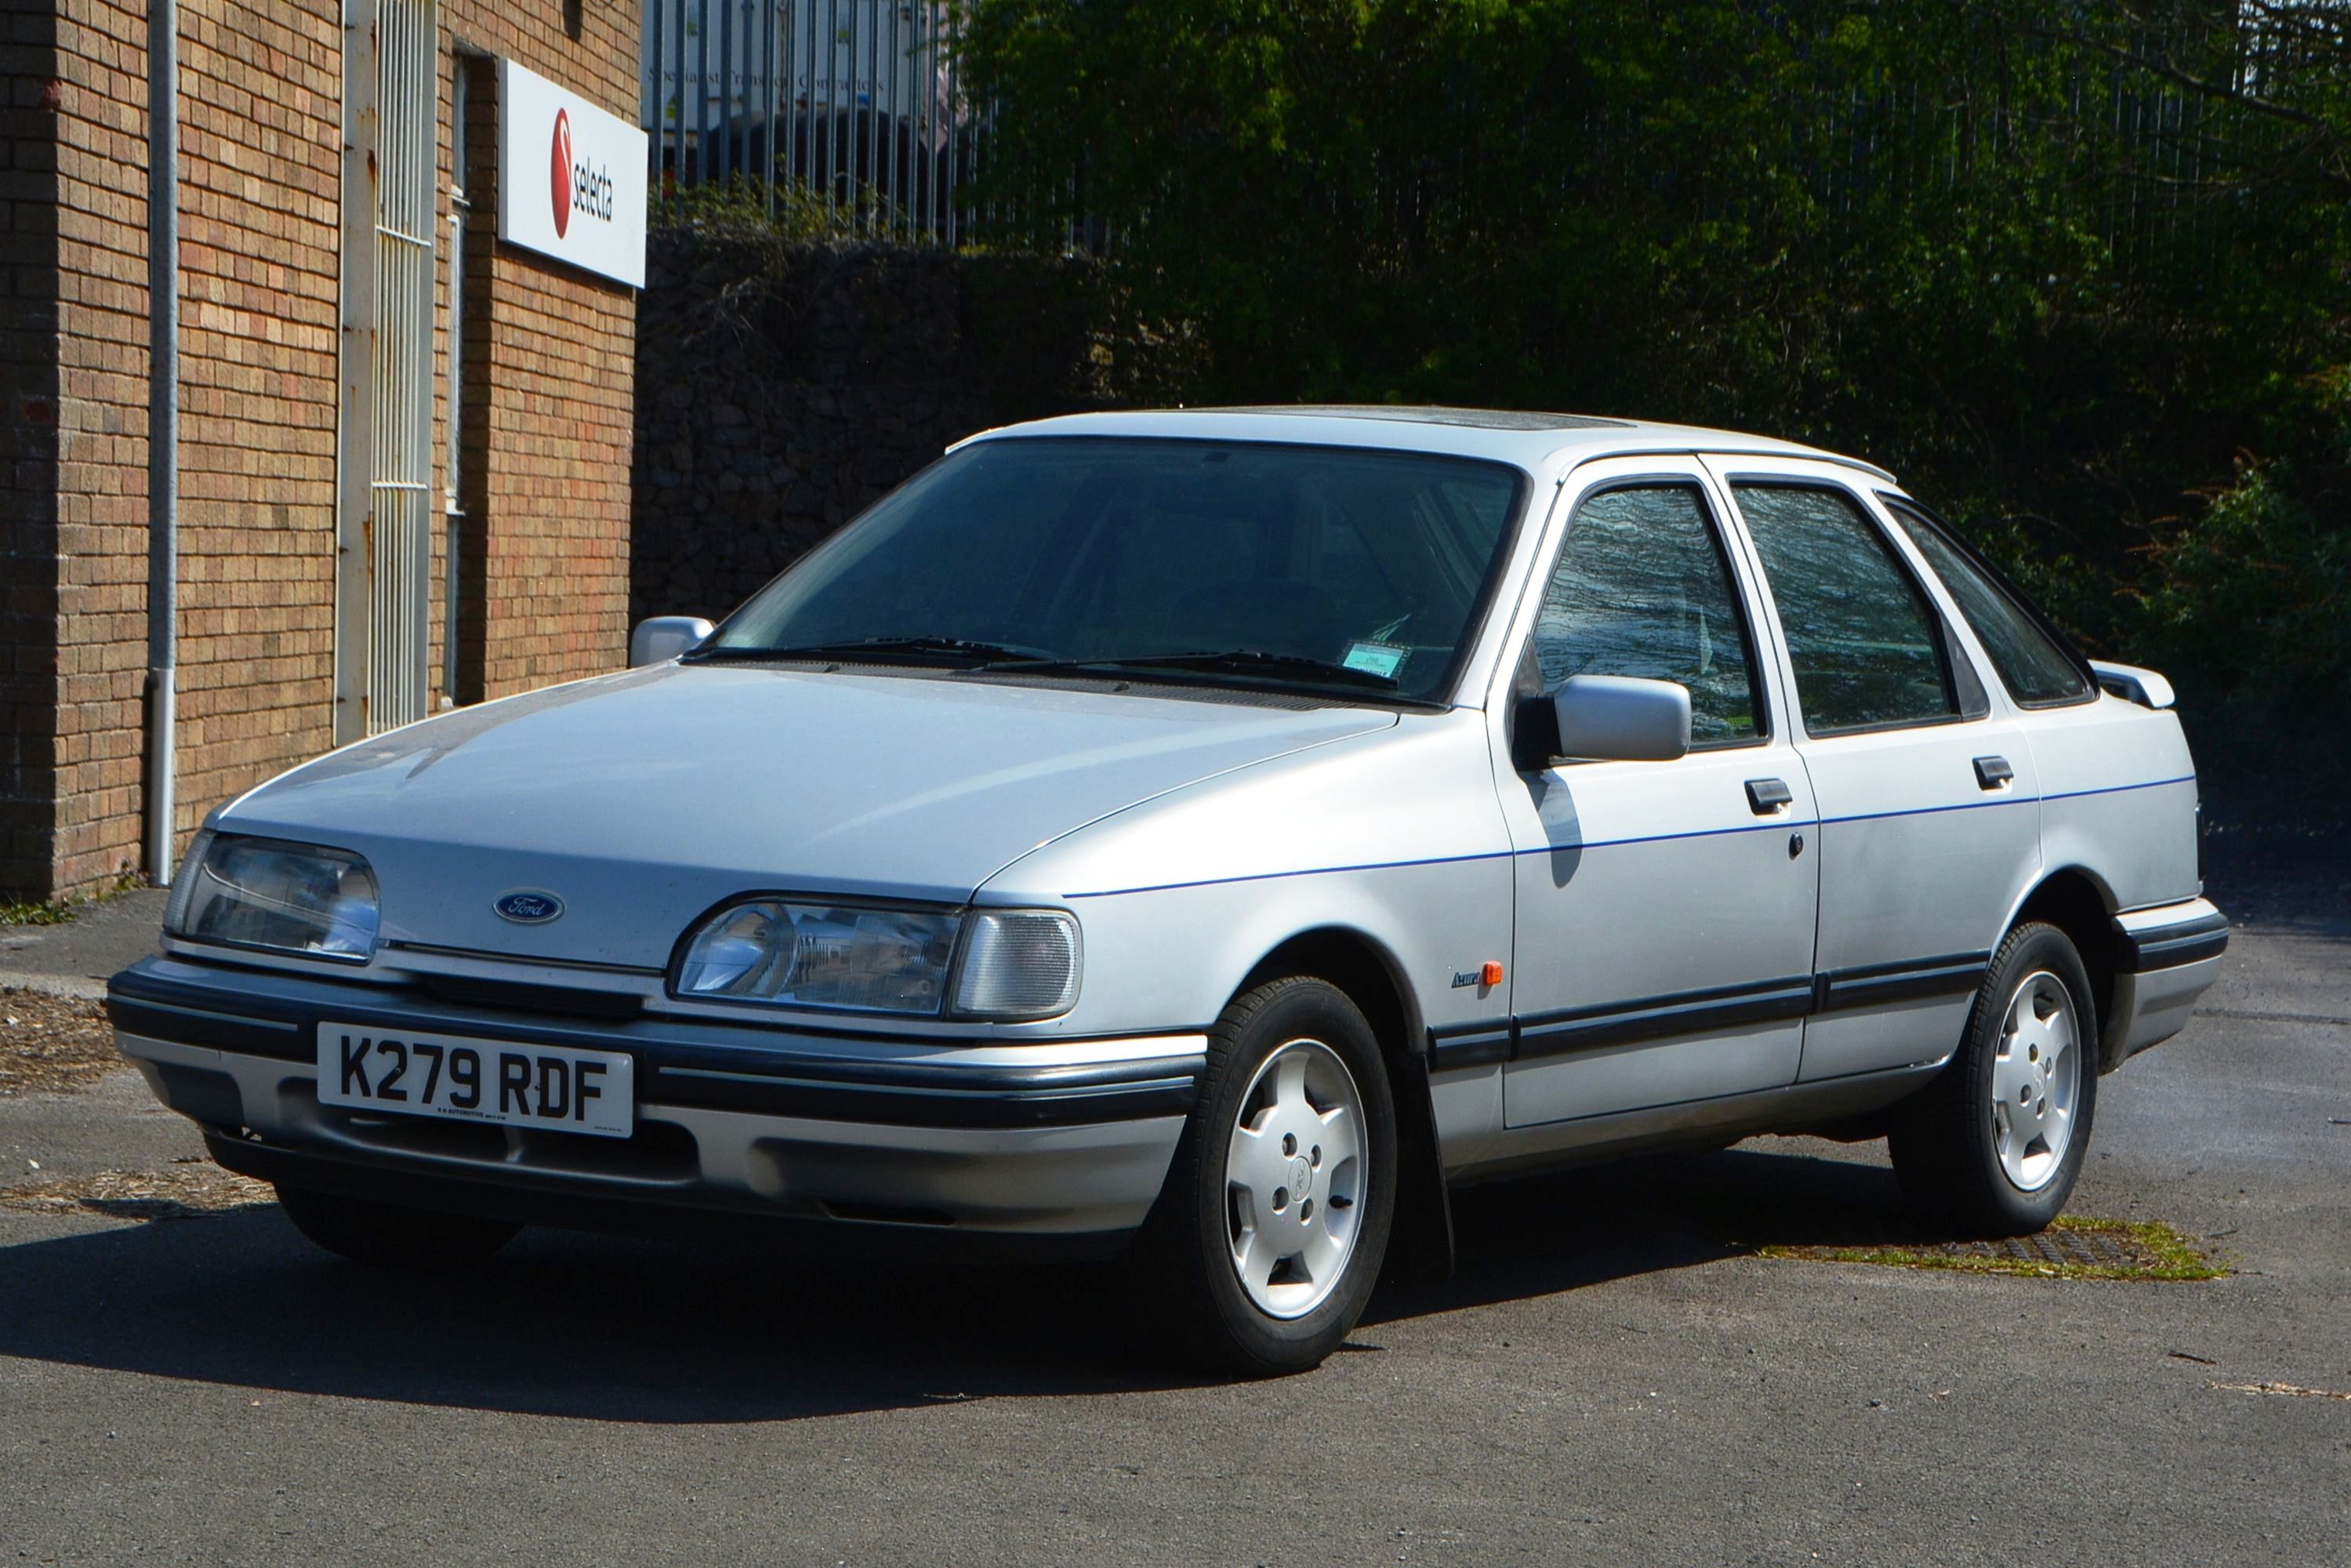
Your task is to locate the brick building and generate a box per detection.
[3,1,643,900]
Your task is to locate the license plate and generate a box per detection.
[316,1025,633,1138]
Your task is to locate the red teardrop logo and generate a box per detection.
[550,110,572,238]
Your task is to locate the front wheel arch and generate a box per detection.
[1129,975,1401,1374]
[1238,926,1426,1061]
[1234,927,1452,1280]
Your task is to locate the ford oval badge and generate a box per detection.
[495,891,564,925]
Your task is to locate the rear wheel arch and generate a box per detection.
[2009,869,2124,1069]
[1889,919,2099,1235]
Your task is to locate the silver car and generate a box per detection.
[111,408,2226,1374]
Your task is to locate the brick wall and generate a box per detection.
[10,0,637,901]
[444,0,639,702]
[170,0,343,895]
[44,0,212,899]
[1,2,64,896]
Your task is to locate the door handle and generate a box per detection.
[1974,755,2015,790]
[1745,777,1793,815]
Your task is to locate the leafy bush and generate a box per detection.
[2131,454,2351,796]
[956,0,2351,794]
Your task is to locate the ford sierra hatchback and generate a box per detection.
[109,408,2226,1374]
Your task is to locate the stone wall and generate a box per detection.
[630,232,1167,623]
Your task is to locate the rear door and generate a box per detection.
[1875,496,2197,912]
[1707,459,2044,1083]
[1489,459,1819,1127]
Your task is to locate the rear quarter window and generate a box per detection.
[1882,500,2092,706]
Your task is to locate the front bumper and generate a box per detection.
[109,956,1199,1256]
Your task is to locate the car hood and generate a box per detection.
[216,664,1396,969]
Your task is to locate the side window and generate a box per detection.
[1884,501,2092,706]
[1731,484,1957,735]
[1531,485,1762,746]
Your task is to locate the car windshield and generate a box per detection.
[695,437,1529,703]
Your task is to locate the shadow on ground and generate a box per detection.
[0,1139,1927,1421]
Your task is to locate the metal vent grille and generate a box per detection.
[366,0,438,733]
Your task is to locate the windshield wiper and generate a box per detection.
[971,648,1402,691]
[688,634,1057,666]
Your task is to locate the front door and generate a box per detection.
[1494,465,1820,1128]
[1711,467,2045,1083]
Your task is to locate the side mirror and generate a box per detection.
[1551,674,1691,762]
[630,615,715,667]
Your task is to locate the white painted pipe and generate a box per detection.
[146,0,180,886]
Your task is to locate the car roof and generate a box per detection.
[954,405,1896,483]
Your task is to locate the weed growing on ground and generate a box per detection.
[1760,1216,2226,1281]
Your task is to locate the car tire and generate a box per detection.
[274,1183,521,1271]
[1130,976,1398,1377]
[1888,921,2100,1236]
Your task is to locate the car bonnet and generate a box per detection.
[209,663,1398,971]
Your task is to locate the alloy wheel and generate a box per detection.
[1222,1038,1367,1319]
[1988,969,2081,1192]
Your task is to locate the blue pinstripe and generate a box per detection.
[1061,775,2194,899]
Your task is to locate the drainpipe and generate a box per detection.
[145,0,179,885]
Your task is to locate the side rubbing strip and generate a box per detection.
[1487,954,1996,1067]
[1428,1024,1512,1071]
[1514,977,1814,1061]
[1814,953,1991,1013]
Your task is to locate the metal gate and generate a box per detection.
[336,0,437,740]
[644,1,975,241]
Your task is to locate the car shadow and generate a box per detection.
[0,1139,1917,1420]
[1365,1138,1921,1327]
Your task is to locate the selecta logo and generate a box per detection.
[550,110,572,238]
[548,107,616,243]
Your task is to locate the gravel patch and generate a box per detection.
[0,986,120,1096]
[0,1159,275,1221]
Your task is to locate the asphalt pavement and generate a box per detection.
[1,860,2344,1566]
[0,887,169,1000]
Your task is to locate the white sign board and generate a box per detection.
[499,60,648,289]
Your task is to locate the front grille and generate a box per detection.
[419,974,647,1022]
[314,1097,701,1183]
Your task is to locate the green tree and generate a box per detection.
[960,1,2351,791]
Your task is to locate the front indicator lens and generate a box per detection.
[676,901,959,1015]
[169,835,380,963]
[952,910,1082,1019]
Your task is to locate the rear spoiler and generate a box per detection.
[2088,661,2175,710]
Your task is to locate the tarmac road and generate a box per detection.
[1,866,2345,1566]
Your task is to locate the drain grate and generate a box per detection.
[1758,1217,2226,1280]
[1941,1227,2155,1270]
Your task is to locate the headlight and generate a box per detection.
[166,834,380,963]
[673,901,1082,1020]
[676,901,960,1014]
[952,910,1082,1019]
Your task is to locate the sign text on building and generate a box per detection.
[498,60,647,289]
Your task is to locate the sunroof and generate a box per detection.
[1214,405,1631,431]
